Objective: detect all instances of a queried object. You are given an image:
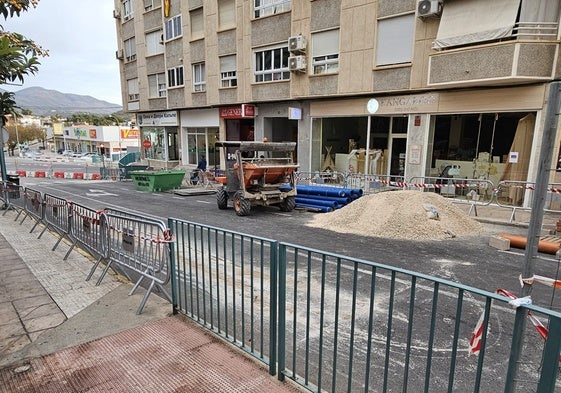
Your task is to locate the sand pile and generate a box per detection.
[306,190,483,240]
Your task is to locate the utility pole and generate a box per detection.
[505,81,561,391]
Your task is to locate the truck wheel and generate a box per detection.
[217,188,228,209]
[279,196,296,212]
[234,191,251,216]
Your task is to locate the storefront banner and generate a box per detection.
[121,129,140,139]
[89,129,97,139]
[138,111,178,126]
[220,105,256,119]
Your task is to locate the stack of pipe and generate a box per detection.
[294,184,363,212]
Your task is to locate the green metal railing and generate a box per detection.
[168,221,561,392]
[168,218,278,375]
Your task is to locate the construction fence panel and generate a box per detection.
[65,201,104,261]
[40,193,71,251]
[277,243,561,393]
[495,181,561,223]
[345,173,406,194]
[100,212,172,314]
[168,218,278,375]
[22,187,44,233]
[2,182,25,218]
[407,176,495,205]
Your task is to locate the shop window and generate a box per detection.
[254,45,290,82]
[376,13,414,66]
[312,29,339,75]
[187,128,219,167]
[254,0,290,18]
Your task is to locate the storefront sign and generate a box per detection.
[220,105,256,119]
[509,152,519,164]
[377,94,438,114]
[138,111,178,126]
[121,129,140,139]
[288,107,302,120]
[89,129,97,139]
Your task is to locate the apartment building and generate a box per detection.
[114,0,561,195]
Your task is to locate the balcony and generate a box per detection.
[428,21,559,88]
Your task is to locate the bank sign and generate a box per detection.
[137,111,178,126]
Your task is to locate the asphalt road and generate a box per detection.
[13,176,559,307]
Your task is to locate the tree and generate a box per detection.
[0,0,48,118]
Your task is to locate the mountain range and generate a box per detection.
[3,87,123,116]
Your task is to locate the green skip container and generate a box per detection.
[130,170,186,192]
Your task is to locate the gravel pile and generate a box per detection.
[306,190,483,240]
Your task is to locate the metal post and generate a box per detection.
[505,81,561,391]
[0,116,7,183]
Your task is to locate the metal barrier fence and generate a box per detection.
[65,201,104,262]
[1,182,25,217]
[168,218,278,374]
[22,187,44,233]
[295,171,406,194]
[277,243,561,392]
[39,193,71,251]
[97,212,172,314]
[407,176,494,204]
[495,181,561,222]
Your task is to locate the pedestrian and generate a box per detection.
[197,155,207,171]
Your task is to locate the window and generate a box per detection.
[146,30,164,56]
[144,0,161,11]
[127,78,139,101]
[312,29,340,75]
[254,45,290,82]
[124,37,136,62]
[254,0,291,18]
[220,55,237,88]
[193,63,206,92]
[122,0,134,20]
[168,66,184,88]
[148,73,167,98]
[190,8,204,40]
[164,15,182,41]
[218,0,236,29]
[376,14,414,66]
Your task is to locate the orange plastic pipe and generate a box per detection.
[499,233,561,255]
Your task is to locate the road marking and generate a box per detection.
[197,200,212,204]
[85,189,119,197]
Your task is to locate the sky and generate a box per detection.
[3,0,122,105]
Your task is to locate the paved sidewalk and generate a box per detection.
[0,209,300,392]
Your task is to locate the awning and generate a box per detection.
[433,0,521,49]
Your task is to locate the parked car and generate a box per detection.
[24,151,41,159]
[61,150,74,156]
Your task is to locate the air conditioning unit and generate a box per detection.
[288,35,307,54]
[289,55,307,72]
[113,9,121,19]
[417,0,442,18]
[115,49,124,60]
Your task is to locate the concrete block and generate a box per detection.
[489,235,510,251]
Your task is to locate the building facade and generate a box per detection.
[113,0,561,194]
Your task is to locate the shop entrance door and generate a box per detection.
[389,136,407,177]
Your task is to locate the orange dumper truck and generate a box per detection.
[214,141,299,216]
